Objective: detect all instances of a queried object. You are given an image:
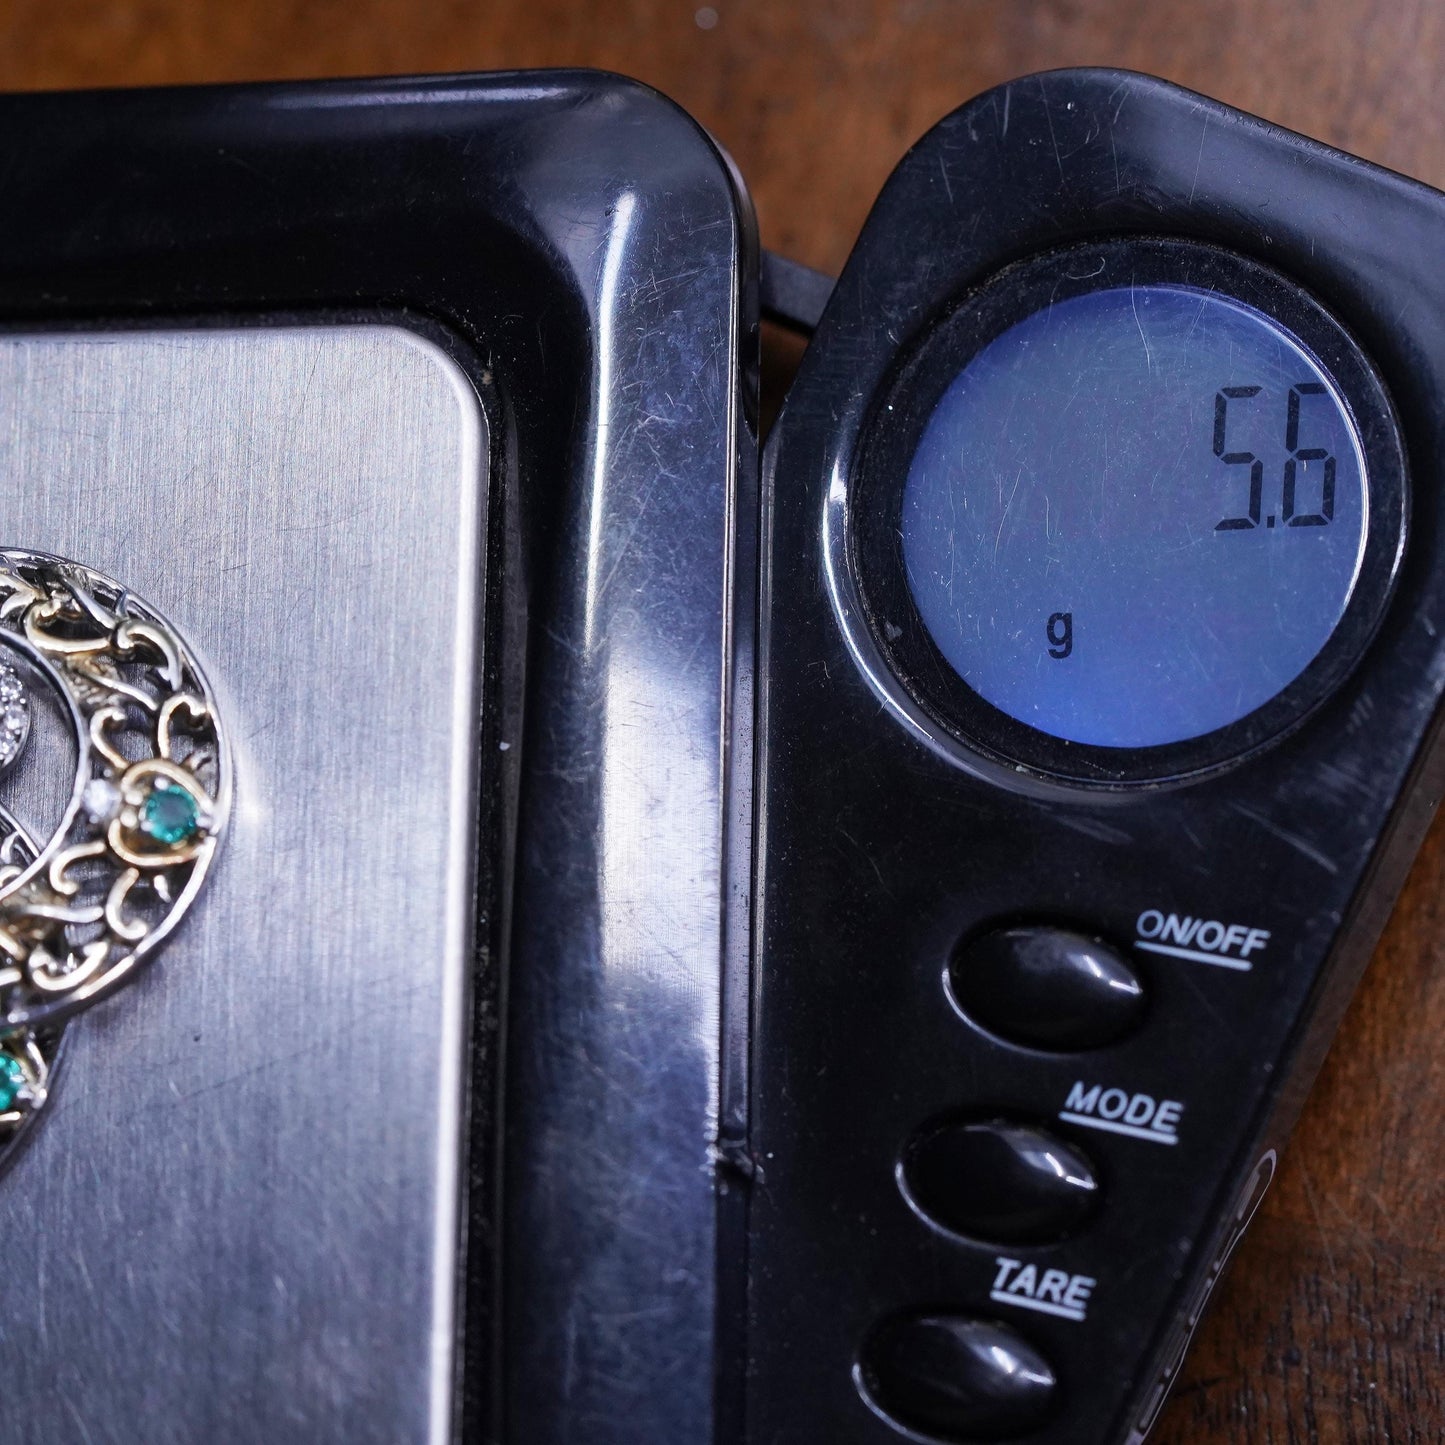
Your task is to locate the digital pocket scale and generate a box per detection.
[0,62,1437,1445]
[749,67,1445,1445]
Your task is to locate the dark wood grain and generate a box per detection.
[0,2,1440,1439]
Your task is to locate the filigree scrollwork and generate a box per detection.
[0,810,61,1156]
[0,549,230,1034]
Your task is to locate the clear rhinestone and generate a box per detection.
[82,779,122,823]
[1,705,25,734]
[0,675,21,702]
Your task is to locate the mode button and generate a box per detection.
[900,1118,1099,1243]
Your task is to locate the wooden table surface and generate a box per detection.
[1,2,1440,1440]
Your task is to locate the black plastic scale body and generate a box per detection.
[747,69,1445,1443]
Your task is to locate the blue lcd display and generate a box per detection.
[900,285,1369,749]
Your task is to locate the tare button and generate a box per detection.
[990,1256,1097,1323]
[1058,1080,1184,1146]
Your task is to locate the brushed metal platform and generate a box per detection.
[0,327,486,1444]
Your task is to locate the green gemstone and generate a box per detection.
[142,780,200,846]
[0,1052,27,1112]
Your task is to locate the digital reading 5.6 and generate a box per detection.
[900,285,1368,749]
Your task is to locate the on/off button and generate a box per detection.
[948,925,1146,1050]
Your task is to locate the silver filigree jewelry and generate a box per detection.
[0,657,30,772]
[0,809,55,1160]
[0,548,229,1160]
[0,549,230,1044]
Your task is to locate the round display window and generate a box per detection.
[852,239,1406,784]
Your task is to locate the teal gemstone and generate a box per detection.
[0,1052,26,1112]
[142,780,200,846]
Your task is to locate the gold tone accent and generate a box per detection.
[24,596,111,656]
[108,759,213,869]
[0,552,227,1028]
[27,939,109,994]
[116,619,183,690]
[0,577,42,621]
[158,694,210,761]
[88,704,131,772]
[104,868,147,943]
[49,839,106,897]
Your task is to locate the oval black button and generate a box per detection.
[949,925,1145,1050]
[858,1313,1057,1440]
[900,1118,1098,1243]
